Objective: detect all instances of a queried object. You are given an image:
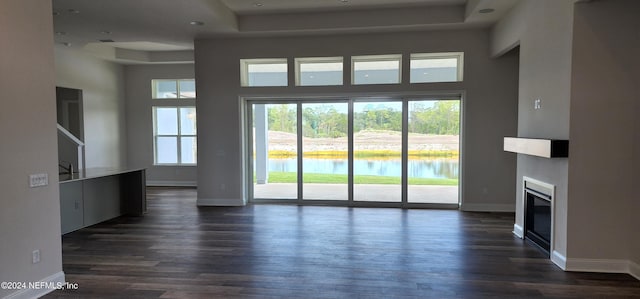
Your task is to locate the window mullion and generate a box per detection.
[176,107,182,164]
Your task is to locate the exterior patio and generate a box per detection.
[253,183,458,204]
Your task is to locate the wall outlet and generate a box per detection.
[32,249,40,264]
[29,173,48,188]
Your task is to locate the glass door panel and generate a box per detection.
[301,102,349,200]
[252,103,298,200]
[353,101,402,202]
[407,100,460,204]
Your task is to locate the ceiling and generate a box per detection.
[51,0,520,64]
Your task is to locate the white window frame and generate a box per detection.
[152,106,197,165]
[240,58,288,87]
[151,79,196,99]
[409,52,464,83]
[294,56,344,86]
[351,54,402,85]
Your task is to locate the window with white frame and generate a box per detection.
[351,54,402,85]
[151,79,196,165]
[410,52,464,83]
[153,107,197,165]
[152,79,196,99]
[295,57,343,86]
[240,58,288,87]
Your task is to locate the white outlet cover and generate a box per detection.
[32,249,40,264]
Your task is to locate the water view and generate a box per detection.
[267,158,458,179]
[251,100,460,203]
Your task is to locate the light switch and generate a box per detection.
[29,173,48,188]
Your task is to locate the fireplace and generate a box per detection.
[523,177,554,256]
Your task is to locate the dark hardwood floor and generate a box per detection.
[46,187,640,298]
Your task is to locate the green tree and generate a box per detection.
[268,104,296,133]
[409,100,459,135]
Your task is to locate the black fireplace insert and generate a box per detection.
[525,188,551,256]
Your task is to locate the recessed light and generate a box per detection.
[55,31,66,36]
[190,21,204,26]
[479,8,495,14]
[67,9,80,14]
[253,2,263,7]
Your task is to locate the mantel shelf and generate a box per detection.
[503,137,569,158]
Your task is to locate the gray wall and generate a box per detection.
[194,29,519,208]
[55,46,127,170]
[568,0,640,263]
[493,0,640,274]
[492,0,574,260]
[125,64,197,186]
[0,0,63,297]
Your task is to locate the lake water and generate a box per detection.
[267,158,458,179]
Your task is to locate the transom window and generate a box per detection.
[351,54,402,85]
[295,57,343,86]
[410,52,464,83]
[152,79,196,99]
[240,58,288,87]
[239,52,464,87]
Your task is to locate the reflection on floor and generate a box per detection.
[45,187,640,298]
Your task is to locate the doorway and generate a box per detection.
[247,96,460,207]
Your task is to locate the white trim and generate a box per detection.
[563,259,640,281]
[629,261,640,281]
[549,252,640,280]
[197,198,245,206]
[551,251,567,270]
[513,224,524,239]
[3,271,65,299]
[460,203,515,212]
[147,180,196,187]
[566,258,633,274]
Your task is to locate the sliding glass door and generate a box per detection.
[301,102,349,201]
[353,100,402,202]
[248,96,460,206]
[251,103,298,200]
[407,100,460,204]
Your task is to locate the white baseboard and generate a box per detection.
[513,224,524,239]
[3,271,65,299]
[629,261,640,281]
[544,252,639,280]
[460,203,515,212]
[565,258,640,279]
[551,251,567,270]
[197,198,245,206]
[147,180,197,187]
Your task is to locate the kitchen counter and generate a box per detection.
[59,168,146,234]
[60,167,146,183]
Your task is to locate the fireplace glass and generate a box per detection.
[525,189,551,255]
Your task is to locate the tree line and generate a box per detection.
[264,101,459,138]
